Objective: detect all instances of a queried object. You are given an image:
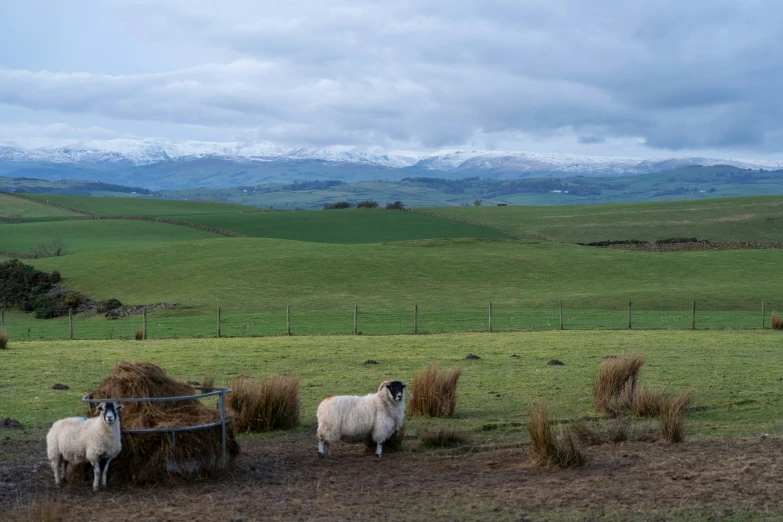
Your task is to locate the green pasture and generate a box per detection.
[0,193,81,219]
[27,238,783,315]
[425,195,783,243]
[1,331,781,448]
[25,193,254,217]
[162,209,512,243]
[0,219,219,255]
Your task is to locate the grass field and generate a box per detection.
[25,238,783,315]
[25,193,254,217]
[0,193,82,219]
[0,219,219,255]
[1,331,781,446]
[425,195,783,243]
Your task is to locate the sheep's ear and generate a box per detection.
[97,402,106,412]
[402,382,408,388]
[378,381,390,392]
[115,403,124,411]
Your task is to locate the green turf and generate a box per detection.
[25,193,256,217]
[0,219,219,255]
[1,331,781,447]
[424,195,783,243]
[162,209,513,243]
[0,193,82,219]
[22,238,782,316]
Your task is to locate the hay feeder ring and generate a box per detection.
[82,386,233,470]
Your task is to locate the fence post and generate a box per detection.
[217,307,221,338]
[559,301,563,330]
[628,301,632,330]
[69,308,73,340]
[286,305,291,336]
[414,304,418,335]
[143,309,147,340]
[488,301,493,333]
[761,300,765,329]
[691,301,696,330]
[353,305,358,335]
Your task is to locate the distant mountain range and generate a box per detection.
[1,139,781,190]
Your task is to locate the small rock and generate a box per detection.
[0,418,23,429]
[510,354,520,358]
[465,354,481,360]
[52,383,70,390]
[547,359,564,366]
[363,360,378,365]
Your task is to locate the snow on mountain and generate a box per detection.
[0,139,780,174]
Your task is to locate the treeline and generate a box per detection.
[324,200,405,210]
[281,180,343,191]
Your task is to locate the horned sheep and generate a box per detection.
[317,380,407,458]
[46,401,124,491]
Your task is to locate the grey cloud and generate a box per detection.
[1,0,782,153]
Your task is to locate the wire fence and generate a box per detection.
[1,301,779,341]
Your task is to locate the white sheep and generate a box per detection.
[46,401,124,491]
[317,380,407,458]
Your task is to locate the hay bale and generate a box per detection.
[68,362,239,486]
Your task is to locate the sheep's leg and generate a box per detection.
[92,461,101,491]
[62,461,69,484]
[317,437,326,458]
[376,441,382,458]
[50,456,62,486]
[101,458,111,489]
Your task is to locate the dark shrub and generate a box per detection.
[49,271,61,284]
[98,299,123,313]
[385,200,405,210]
[357,200,379,208]
[324,201,353,210]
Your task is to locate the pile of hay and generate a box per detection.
[69,362,239,486]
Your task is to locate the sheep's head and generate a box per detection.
[380,381,407,403]
[97,402,124,425]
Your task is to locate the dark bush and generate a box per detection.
[324,201,353,210]
[98,299,123,314]
[655,237,702,245]
[63,292,85,309]
[49,271,61,284]
[385,200,405,210]
[356,200,379,209]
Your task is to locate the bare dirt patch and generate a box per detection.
[4,435,783,521]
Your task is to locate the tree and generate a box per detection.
[473,199,483,206]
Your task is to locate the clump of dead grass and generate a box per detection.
[528,403,585,468]
[571,419,659,446]
[660,391,692,443]
[632,387,668,417]
[201,374,216,388]
[407,365,462,417]
[419,425,470,449]
[134,327,144,341]
[772,313,783,330]
[593,353,646,416]
[0,329,7,350]
[227,375,300,432]
[69,361,240,486]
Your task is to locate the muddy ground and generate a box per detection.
[2,435,782,521]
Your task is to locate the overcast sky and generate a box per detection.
[0,0,782,158]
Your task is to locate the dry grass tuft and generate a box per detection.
[227,375,300,433]
[201,374,216,388]
[419,425,470,449]
[632,387,668,417]
[660,391,692,443]
[528,403,585,468]
[772,313,783,330]
[68,361,240,486]
[593,353,646,416]
[570,419,660,446]
[407,365,462,417]
[134,327,144,341]
[0,329,7,350]
[13,497,67,522]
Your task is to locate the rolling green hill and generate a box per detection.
[424,195,783,243]
[29,237,782,314]
[0,192,82,219]
[24,193,254,217]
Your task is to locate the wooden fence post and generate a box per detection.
[559,301,563,330]
[691,301,696,330]
[628,301,632,329]
[286,305,291,336]
[488,301,493,333]
[69,308,73,340]
[353,305,358,335]
[217,307,221,338]
[143,309,147,340]
[414,305,418,335]
[761,300,765,329]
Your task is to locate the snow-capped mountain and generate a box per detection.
[0,139,781,190]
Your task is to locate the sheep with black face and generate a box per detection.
[317,380,407,458]
[46,401,124,491]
